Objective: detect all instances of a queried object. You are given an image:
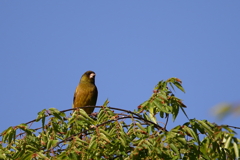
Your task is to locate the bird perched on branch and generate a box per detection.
[73,71,98,114]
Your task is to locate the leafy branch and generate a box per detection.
[0,78,239,160]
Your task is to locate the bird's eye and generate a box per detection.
[89,73,95,78]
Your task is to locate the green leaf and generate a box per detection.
[148,112,157,124]
[183,126,200,144]
[0,153,6,159]
[136,122,147,132]
[159,111,164,118]
[36,152,48,159]
[49,108,64,120]
[233,141,239,158]
[119,137,127,147]
[173,81,185,93]
[88,135,97,150]
[49,107,59,113]
[197,120,213,135]
[147,126,152,134]
[170,143,179,154]
[102,99,109,107]
[42,116,46,129]
[143,113,151,121]
[180,106,189,120]
[100,133,110,143]
[68,152,78,160]
[140,100,149,108]
[46,139,58,150]
[221,125,236,134]
[13,148,25,159]
[224,135,232,149]
[20,152,33,160]
[166,77,185,93]
[36,109,47,122]
[157,91,168,100]
[171,102,180,121]
[97,109,106,122]
[152,99,162,109]
[169,82,175,92]
[8,129,14,144]
[78,109,95,124]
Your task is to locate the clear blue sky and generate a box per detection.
[1,1,240,136]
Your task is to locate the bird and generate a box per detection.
[73,71,98,114]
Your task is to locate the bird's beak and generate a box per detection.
[90,73,95,78]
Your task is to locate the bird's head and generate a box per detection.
[80,71,96,84]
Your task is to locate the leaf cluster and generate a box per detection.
[0,78,239,159]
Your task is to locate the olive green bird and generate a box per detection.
[73,71,98,114]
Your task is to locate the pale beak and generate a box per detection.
[90,73,95,78]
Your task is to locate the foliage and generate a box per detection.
[0,78,239,159]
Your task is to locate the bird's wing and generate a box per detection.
[73,91,76,104]
[73,85,87,106]
[73,83,97,114]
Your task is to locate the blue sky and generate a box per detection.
[1,1,240,136]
